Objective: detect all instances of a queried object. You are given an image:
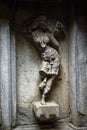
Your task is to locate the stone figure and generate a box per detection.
[22,16,64,105]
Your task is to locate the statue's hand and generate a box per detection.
[55,21,64,31]
[54,21,64,37]
[32,32,40,43]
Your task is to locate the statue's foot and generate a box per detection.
[39,82,45,90]
[40,99,46,105]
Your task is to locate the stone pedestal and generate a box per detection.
[32,102,59,122]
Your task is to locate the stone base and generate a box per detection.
[12,123,87,130]
[67,123,87,130]
[32,101,59,123]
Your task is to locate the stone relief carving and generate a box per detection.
[22,16,65,105]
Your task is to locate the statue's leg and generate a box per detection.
[41,75,56,105]
[39,77,47,90]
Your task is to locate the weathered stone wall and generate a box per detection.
[0,1,87,130]
[69,4,87,127]
[15,2,70,125]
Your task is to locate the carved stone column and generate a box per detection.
[10,24,16,128]
[10,5,17,127]
[69,5,87,128]
[0,19,11,130]
[0,2,16,130]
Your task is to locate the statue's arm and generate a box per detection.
[48,33,59,51]
[48,21,65,51]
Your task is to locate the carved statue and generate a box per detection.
[22,16,64,105]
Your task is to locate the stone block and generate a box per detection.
[32,102,59,122]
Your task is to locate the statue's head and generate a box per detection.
[31,16,48,32]
[38,16,47,30]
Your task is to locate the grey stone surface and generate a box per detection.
[0,109,1,125]
[0,20,11,130]
[69,14,87,127]
[68,22,78,126]
[0,1,87,130]
[10,26,17,127]
[12,123,68,130]
[68,123,87,130]
[16,33,41,125]
[12,123,87,130]
[15,5,70,125]
[76,18,87,116]
[75,17,87,127]
[33,102,59,122]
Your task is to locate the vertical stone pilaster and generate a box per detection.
[69,22,78,126]
[76,18,87,116]
[69,18,87,127]
[0,20,11,130]
[10,27,16,128]
[9,1,16,127]
[0,24,1,125]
